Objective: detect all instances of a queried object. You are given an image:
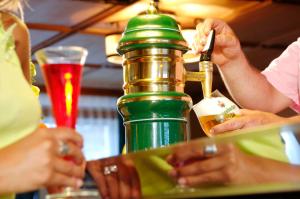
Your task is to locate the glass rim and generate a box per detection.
[35,45,88,56]
[35,45,88,65]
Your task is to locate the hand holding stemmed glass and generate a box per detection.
[35,46,95,197]
[167,91,243,187]
[166,140,299,187]
[0,126,85,194]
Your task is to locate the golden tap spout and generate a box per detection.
[185,61,213,98]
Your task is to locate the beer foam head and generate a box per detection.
[193,97,239,117]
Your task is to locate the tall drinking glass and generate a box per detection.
[36,46,87,128]
[193,90,240,136]
[35,46,98,198]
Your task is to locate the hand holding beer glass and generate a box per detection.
[193,90,240,136]
[192,29,240,136]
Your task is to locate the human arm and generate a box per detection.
[210,109,299,134]
[194,19,292,112]
[0,127,85,194]
[167,143,300,186]
[2,12,31,82]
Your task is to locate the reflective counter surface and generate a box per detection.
[84,123,300,199]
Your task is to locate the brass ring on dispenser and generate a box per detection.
[117,95,192,106]
[119,38,188,49]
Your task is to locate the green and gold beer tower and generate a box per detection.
[117,2,213,152]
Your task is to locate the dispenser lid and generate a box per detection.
[117,3,189,55]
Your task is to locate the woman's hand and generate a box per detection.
[0,127,85,194]
[210,109,287,135]
[166,143,299,187]
[193,18,244,67]
[87,157,141,199]
[167,143,257,186]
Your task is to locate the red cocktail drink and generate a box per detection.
[41,63,82,128]
[35,46,87,129]
[36,46,96,198]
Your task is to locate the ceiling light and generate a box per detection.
[171,3,233,19]
[105,33,123,65]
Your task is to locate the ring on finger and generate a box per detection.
[103,165,118,175]
[58,141,70,156]
[203,144,218,157]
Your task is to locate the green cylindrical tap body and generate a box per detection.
[117,8,192,152]
[118,92,192,152]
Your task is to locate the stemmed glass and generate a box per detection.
[35,46,98,198]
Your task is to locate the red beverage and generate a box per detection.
[42,63,83,128]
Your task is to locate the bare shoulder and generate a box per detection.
[1,12,31,81]
[0,12,30,44]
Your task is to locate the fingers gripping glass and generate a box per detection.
[35,46,99,198]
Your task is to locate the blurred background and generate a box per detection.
[24,0,300,160]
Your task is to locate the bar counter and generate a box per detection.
[83,123,300,199]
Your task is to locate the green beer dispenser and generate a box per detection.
[117,2,214,152]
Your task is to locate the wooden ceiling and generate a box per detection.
[25,0,300,97]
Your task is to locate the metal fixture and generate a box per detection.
[117,1,214,152]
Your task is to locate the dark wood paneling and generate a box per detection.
[31,5,125,53]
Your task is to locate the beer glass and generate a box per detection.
[193,90,240,136]
[36,46,98,198]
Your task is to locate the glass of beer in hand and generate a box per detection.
[193,90,240,136]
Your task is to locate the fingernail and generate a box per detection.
[210,129,214,134]
[168,169,177,177]
[76,179,83,188]
[178,178,187,186]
